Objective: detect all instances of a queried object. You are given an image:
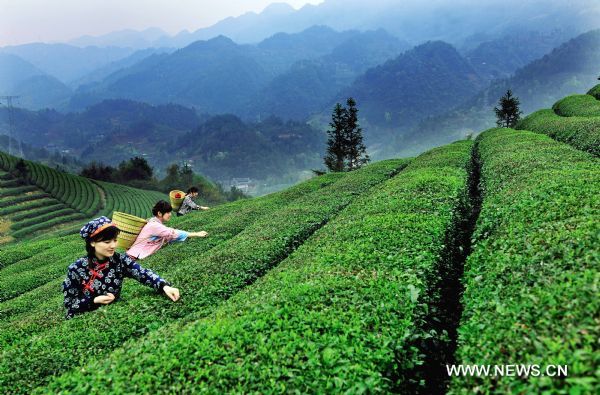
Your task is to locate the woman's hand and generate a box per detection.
[190,231,208,237]
[94,293,115,305]
[163,286,180,302]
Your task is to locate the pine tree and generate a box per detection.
[344,98,370,170]
[324,103,347,172]
[494,89,523,128]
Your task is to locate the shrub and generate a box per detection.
[0,159,409,393]
[516,109,599,156]
[552,94,600,117]
[450,128,599,394]
[587,84,600,100]
[44,143,472,393]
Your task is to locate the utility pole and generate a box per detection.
[0,96,21,157]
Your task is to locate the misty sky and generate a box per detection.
[0,0,324,46]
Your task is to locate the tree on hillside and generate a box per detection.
[324,103,347,172]
[494,89,523,128]
[180,163,194,187]
[12,159,29,184]
[323,98,370,172]
[80,161,116,181]
[344,98,370,170]
[117,156,153,181]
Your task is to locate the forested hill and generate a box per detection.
[408,29,600,154]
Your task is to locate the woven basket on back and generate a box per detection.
[169,190,185,211]
[112,211,148,250]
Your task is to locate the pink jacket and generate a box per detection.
[126,217,188,260]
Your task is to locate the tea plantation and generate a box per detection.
[0,151,167,242]
[0,87,598,394]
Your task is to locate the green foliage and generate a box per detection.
[9,203,69,222]
[0,150,101,216]
[587,84,600,100]
[116,156,153,181]
[324,98,369,172]
[516,109,600,156]
[94,180,167,219]
[0,237,83,302]
[0,198,59,216]
[552,94,600,117]
[43,143,472,393]
[494,89,522,128]
[10,208,79,231]
[451,128,599,394]
[11,214,87,239]
[0,237,65,270]
[0,160,407,393]
[0,171,345,347]
[0,192,49,208]
[0,185,37,197]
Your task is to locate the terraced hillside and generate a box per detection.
[0,86,598,394]
[516,83,600,156]
[0,151,167,242]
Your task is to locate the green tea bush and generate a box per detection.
[43,144,471,393]
[0,172,346,347]
[587,84,600,100]
[95,180,168,218]
[10,204,71,222]
[0,151,101,216]
[10,208,79,231]
[0,237,67,270]
[0,170,11,180]
[11,214,87,239]
[0,237,83,302]
[0,160,408,393]
[0,174,343,313]
[552,94,600,117]
[516,109,599,156]
[0,192,50,208]
[450,128,599,394]
[0,198,60,216]
[0,179,20,188]
[0,185,37,197]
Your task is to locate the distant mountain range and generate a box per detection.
[1,0,599,185]
[0,44,135,83]
[3,28,599,165]
[0,53,72,109]
[60,0,599,49]
[405,29,600,156]
[0,100,323,181]
[66,26,407,114]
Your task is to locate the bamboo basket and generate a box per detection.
[112,211,147,250]
[169,190,185,211]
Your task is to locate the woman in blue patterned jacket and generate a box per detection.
[62,216,180,320]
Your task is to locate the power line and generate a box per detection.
[0,96,21,157]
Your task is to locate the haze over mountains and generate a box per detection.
[61,0,600,49]
[1,0,599,184]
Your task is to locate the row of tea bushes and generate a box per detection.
[94,180,168,219]
[0,172,345,338]
[586,84,600,100]
[0,168,389,392]
[43,144,472,393]
[450,129,599,394]
[552,94,600,117]
[516,109,599,156]
[0,159,408,393]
